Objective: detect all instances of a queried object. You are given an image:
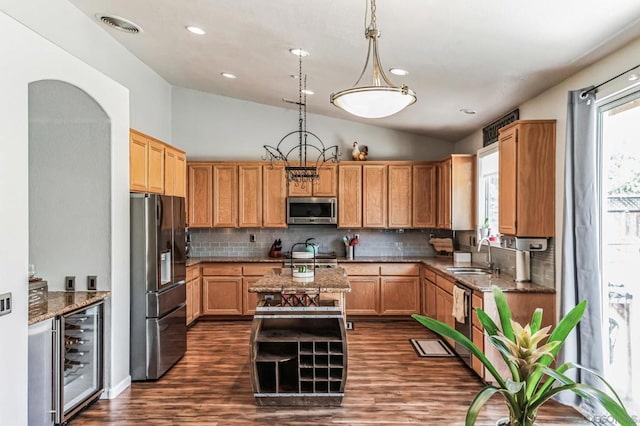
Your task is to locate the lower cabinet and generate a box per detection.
[186,265,201,325]
[202,275,243,316]
[380,276,420,315]
[345,276,380,315]
[471,292,484,377]
[422,267,437,317]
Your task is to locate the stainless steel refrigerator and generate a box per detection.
[130,193,187,381]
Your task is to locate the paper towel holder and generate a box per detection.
[500,236,548,252]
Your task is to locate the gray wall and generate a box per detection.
[172,86,454,161]
[29,80,111,292]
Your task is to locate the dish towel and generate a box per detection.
[452,286,467,324]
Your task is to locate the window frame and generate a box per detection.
[476,143,499,243]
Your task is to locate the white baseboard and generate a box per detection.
[100,375,131,399]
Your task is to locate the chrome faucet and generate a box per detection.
[477,237,494,271]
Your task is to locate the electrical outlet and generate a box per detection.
[65,276,76,292]
[0,292,12,317]
[429,233,435,239]
[250,234,256,243]
[87,275,97,291]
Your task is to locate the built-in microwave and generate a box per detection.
[286,197,337,225]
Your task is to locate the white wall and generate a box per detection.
[172,87,453,161]
[454,36,640,292]
[0,11,130,424]
[0,0,173,141]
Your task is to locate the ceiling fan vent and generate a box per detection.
[95,14,142,34]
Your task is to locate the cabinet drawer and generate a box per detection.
[423,267,436,282]
[341,263,379,276]
[380,263,419,276]
[201,264,243,276]
[243,264,276,276]
[435,274,454,294]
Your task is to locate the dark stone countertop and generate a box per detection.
[249,267,351,293]
[29,291,111,325]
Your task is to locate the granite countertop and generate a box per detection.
[186,256,283,266]
[29,291,111,325]
[249,267,351,293]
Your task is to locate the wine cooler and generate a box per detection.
[54,300,104,424]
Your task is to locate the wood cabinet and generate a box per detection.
[188,164,213,227]
[288,164,337,197]
[213,164,238,227]
[165,147,186,197]
[242,263,277,315]
[388,164,412,228]
[362,164,388,228]
[338,164,362,228]
[422,267,437,317]
[202,264,243,315]
[147,139,165,194]
[433,272,455,346]
[412,164,437,228]
[263,166,287,228]
[471,292,484,377]
[238,164,263,227]
[498,120,556,237]
[436,155,475,230]
[186,265,201,325]
[342,263,419,316]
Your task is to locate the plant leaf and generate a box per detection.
[475,308,499,336]
[492,286,515,341]
[412,314,506,388]
[465,386,519,426]
[530,308,543,334]
[505,379,525,394]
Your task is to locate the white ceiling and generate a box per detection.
[68,0,640,142]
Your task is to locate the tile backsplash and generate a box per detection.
[189,226,453,258]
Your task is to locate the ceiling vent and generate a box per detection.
[95,14,142,34]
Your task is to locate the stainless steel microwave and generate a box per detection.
[286,197,337,224]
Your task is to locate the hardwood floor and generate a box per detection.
[75,320,589,425]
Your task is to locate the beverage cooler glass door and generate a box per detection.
[56,301,104,424]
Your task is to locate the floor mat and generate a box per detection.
[409,338,455,357]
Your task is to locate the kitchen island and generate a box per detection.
[248,267,350,406]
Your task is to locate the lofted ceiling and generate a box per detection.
[68,0,640,142]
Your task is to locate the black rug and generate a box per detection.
[409,338,455,357]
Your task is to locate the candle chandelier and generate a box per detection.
[264,52,340,187]
[330,0,417,118]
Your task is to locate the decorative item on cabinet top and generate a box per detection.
[351,142,368,161]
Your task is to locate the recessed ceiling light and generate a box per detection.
[301,89,314,95]
[221,72,237,79]
[95,14,142,33]
[186,26,206,35]
[389,68,409,76]
[628,73,639,81]
[289,48,310,57]
[460,108,477,115]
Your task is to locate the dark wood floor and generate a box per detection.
[74,320,589,425]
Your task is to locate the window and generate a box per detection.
[598,88,640,415]
[477,144,499,241]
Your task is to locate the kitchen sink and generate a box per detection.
[446,267,491,275]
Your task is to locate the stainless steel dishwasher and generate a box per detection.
[453,282,473,368]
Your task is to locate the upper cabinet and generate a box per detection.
[288,164,337,197]
[362,164,388,228]
[338,164,363,228]
[436,155,475,230]
[388,164,413,229]
[129,129,185,196]
[238,164,263,228]
[412,164,437,228]
[212,163,238,227]
[498,120,556,237]
[263,165,287,228]
[188,164,212,228]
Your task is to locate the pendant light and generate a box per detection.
[263,51,340,188]
[330,0,416,118]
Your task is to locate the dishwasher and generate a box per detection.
[453,282,473,368]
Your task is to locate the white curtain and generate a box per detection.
[559,87,604,416]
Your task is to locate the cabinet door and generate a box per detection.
[238,164,263,227]
[188,164,212,227]
[202,276,243,315]
[129,132,148,192]
[314,165,337,196]
[472,326,484,377]
[148,139,165,194]
[380,277,420,315]
[437,159,452,229]
[345,276,380,315]
[243,277,261,316]
[185,279,194,325]
[423,278,436,317]
[363,164,388,228]
[388,165,412,228]
[435,286,454,346]
[193,277,201,320]
[412,164,437,228]
[499,126,517,235]
[263,165,287,228]
[174,151,187,198]
[164,148,177,196]
[213,164,238,227]
[338,164,362,228]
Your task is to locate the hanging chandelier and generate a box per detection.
[330,0,416,118]
[264,51,340,187]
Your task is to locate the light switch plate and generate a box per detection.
[65,276,76,292]
[0,292,12,316]
[87,276,97,291]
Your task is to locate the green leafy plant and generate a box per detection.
[412,286,634,426]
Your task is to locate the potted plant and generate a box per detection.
[412,286,634,426]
